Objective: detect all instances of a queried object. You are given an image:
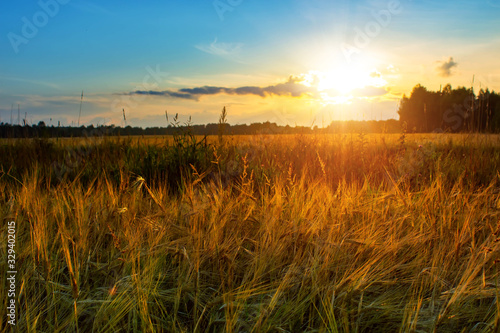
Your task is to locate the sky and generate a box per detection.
[1,0,500,127]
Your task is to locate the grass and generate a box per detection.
[1,126,500,332]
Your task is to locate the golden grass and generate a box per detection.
[1,133,500,332]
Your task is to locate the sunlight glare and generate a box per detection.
[302,64,388,105]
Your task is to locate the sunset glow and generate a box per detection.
[3,3,500,331]
[1,1,499,126]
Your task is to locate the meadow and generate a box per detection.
[2,128,500,332]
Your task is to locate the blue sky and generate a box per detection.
[1,0,500,127]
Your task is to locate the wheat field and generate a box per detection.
[1,131,500,332]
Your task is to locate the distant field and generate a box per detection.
[2,131,499,146]
[2,132,500,332]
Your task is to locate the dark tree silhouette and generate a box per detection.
[398,84,499,132]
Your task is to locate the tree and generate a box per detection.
[398,84,430,132]
[397,84,489,132]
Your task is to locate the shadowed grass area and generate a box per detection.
[1,132,500,332]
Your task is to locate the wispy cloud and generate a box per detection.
[0,76,61,90]
[436,57,458,77]
[195,38,244,57]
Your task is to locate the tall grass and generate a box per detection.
[1,129,500,332]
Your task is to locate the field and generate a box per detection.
[2,130,500,332]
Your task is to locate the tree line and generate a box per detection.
[0,120,401,138]
[398,84,500,132]
[2,83,499,138]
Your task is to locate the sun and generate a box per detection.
[319,68,366,94]
[302,66,387,104]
